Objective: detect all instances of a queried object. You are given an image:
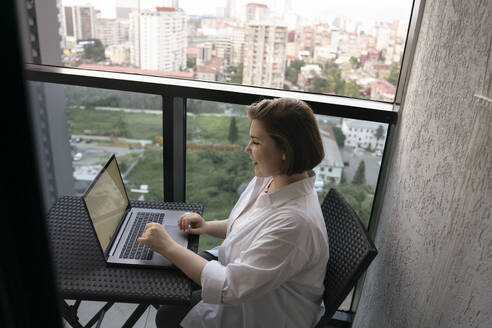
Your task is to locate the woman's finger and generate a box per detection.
[180,217,187,231]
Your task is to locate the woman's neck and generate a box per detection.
[267,171,309,194]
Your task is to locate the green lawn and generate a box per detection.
[121,148,164,202]
[68,107,162,140]
[68,107,251,147]
[187,115,250,145]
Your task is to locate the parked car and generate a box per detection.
[73,152,83,161]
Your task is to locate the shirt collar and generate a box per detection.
[256,171,316,208]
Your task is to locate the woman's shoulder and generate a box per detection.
[265,207,312,231]
[268,204,326,239]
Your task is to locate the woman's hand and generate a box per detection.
[178,213,208,235]
[137,223,177,256]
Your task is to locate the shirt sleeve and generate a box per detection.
[200,214,310,306]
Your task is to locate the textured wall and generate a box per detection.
[353,0,492,327]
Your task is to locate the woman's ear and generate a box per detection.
[282,153,286,161]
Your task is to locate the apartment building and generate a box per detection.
[95,17,128,47]
[62,5,96,48]
[243,22,287,88]
[129,7,187,71]
[342,118,387,151]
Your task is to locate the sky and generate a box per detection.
[62,0,413,21]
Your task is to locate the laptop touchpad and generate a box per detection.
[164,225,188,247]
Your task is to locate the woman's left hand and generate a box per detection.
[138,223,177,256]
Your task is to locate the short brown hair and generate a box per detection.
[248,98,324,175]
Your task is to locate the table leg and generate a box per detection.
[86,302,114,328]
[60,300,84,328]
[121,303,150,328]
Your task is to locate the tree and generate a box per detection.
[385,61,401,86]
[285,66,298,84]
[324,61,344,94]
[343,81,361,98]
[228,63,243,84]
[349,56,360,69]
[352,160,366,185]
[228,117,238,144]
[332,126,346,148]
[290,59,305,71]
[374,125,385,142]
[186,57,196,69]
[309,75,329,93]
[81,39,105,62]
[285,59,305,85]
[360,197,374,227]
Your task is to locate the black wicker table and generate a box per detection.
[46,196,202,328]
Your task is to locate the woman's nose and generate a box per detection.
[244,142,251,154]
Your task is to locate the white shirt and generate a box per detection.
[181,172,329,328]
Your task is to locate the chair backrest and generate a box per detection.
[320,188,378,320]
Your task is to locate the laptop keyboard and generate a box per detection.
[120,212,165,261]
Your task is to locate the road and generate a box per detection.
[340,147,382,190]
[71,140,145,194]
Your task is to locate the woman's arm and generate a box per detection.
[204,220,228,239]
[165,243,207,285]
[200,215,313,306]
[178,213,228,239]
[138,223,207,285]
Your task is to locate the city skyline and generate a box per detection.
[62,0,413,21]
[60,0,409,101]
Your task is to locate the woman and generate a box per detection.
[138,98,329,328]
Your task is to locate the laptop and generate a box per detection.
[82,154,189,268]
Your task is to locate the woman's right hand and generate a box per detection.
[178,212,208,235]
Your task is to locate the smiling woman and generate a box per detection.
[139,97,330,328]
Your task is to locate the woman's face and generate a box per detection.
[244,119,284,177]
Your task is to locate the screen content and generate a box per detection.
[84,157,128,253]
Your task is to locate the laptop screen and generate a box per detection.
[83,156,129,253]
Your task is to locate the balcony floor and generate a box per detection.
[62,300,342,327]
[63,300,157,328]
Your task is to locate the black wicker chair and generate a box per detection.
[315,188,378,327]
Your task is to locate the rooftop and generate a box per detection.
[370,79,397,95]
[196,57,225,74]
[319,126,344,167]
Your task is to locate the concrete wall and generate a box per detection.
[353,0,492,327]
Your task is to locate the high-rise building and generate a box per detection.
[329,28,341,54]
[215,36,233,65]
[244,3,269,22]
[243,22,287,88]
[231,26,245,66]
[284,11,301,31]
[196,42,213,66]
[62,5,96,48]
[224,0,235,19]
[95,18,128,47]
[129,7,187,71]
[375,25,391,51]
[161,0,180,8]
[391,19,408,39]
[300,26,315,54]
